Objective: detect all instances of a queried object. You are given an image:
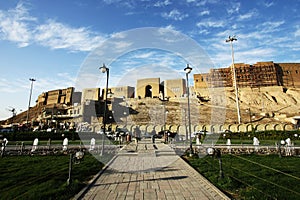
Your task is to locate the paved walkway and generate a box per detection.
[75,139,230,200]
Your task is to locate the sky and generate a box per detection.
[0,0,300,120]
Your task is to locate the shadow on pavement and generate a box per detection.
[93,175,188,187]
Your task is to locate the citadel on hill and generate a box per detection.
[195,61,300,89]
[2,61,300,132]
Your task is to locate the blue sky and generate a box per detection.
[0,0,300,120]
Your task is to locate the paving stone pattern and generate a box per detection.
[76,139,230,200]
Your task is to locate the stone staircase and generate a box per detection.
[118,138,177,157]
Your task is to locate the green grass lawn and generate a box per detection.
[0,153,104,200]
[185,154,300,200]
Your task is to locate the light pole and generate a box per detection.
[123,111,127,126]
[67,150,84,186]
[165,110,168,130]
[123,97,130,126]
[226,36,241,124]
[246,108,255,133]
[182,108,188,142]
[206,147,224,179]
[26,78,36,125]
[246,108,252,123]
[100,64,109,156]
[162,104,168,130]
[184,64,193,155]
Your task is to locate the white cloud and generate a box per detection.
[227,2,240,14]
[0,2,36,47]
[186,0,218,7]
[0,78,20,93]
[186,0,197,3]
[214,30,233,38]
[276,39,300,51]
[0,3,106,52]
[156,26,188,43]
[109,41,133,54]
[238,48,274,59]
[157,25,182,40]
[256,20,285,33]
[295,26,300,37]
[210,41,231,52]
[161,9,188,21]
[203,25,286,67]
[211,47,275,68]
[102,0,136,8]
[263,1,274,8]
[199,10,210,16]
[197,29,210,35]
[158,25,178,33]
[57,73,76,86]
[111,32,127,39]
[132,52,155,59]
[235,31,263,41]
[154,0,172,7]
[34,20,105,52]
[237,10,257,21]
[196,19,225,28]
[261,21,285,29]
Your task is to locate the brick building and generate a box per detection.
[194,61,300,91]
[276,63,300,87]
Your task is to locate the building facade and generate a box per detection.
[37,87,74,106]
[82,88,101,102]
[136,78,161,98]
[102,86,135,100]
[276,63,300,87]
[194,62,300,90]
[164,78,186,98]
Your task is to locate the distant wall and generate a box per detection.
[89,123,295,134]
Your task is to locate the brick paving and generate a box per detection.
[75,139,230,200]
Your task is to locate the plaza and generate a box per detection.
[75,138,230,200]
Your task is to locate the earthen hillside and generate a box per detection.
[223,86,300,124]
[126,86,300,126]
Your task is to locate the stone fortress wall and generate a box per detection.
[37,87,74,107]
[194,61,300,95]
[36,61,300,111]
[6,61,300,130]
[77,122,295,136]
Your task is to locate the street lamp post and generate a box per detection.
[165,110,168,130]
[67,150,84,186]
[123,112,127,126]
[184,64,193,155]
[246,108,255,133]
[246,108,252,123]
[182,108,188,143]
[226,36,241,124]
[162,104,168,130]
[123,97,130,126]
[26,78,36,125]
[207,147,224,179]
[100,64,109,156]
